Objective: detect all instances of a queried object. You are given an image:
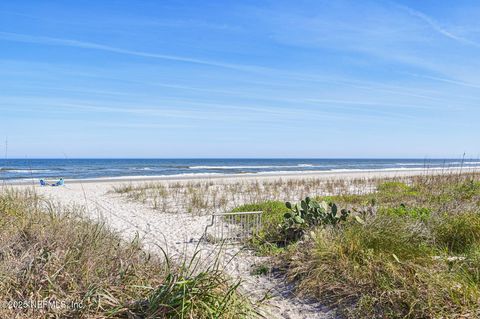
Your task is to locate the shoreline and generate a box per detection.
[4,166,479,185]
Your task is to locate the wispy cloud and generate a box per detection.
[1,58,452,110]
[0,31,266,72]
[393,2,480,48]
[0,95,413,123]
[407,73,480,89]
[89,121,195,129]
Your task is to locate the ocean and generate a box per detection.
[1,158,479,182]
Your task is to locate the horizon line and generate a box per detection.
[0,157,476,160]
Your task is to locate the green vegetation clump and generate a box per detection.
[284,214,479,318]
[380,204,431,221]
[231,201,288,254]
[319,193,372,206]
[231,200,287,230]
[432,212,480,254]
[250,263,270,276]
[455,179,480,199]
[376,181,417,194]
[0,189,253,318]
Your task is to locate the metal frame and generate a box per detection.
[203,211,263,242]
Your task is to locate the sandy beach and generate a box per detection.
[5,167,477,318]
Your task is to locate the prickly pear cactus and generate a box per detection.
[282,197,351,241]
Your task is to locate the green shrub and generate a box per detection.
[380,204,431,222]
[283,214,479,318]
[250,263,270,276]
[433,212,480,254]
[317,194,374,206]
[341,214,434,261]
[231,200,287,226]
[455,179,480,200]
[375,181,419,204]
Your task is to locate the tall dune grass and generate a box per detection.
[112,177,380,215]
[0,188,253,318]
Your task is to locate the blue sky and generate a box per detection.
[1,0,479,158]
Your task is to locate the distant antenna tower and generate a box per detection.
[4,136,7,160]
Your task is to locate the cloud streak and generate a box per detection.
[407,73,480,89]
[0,31,267,72]
[394,2,480,48]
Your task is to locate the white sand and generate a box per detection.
[7,167,477,318]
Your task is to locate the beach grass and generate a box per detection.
[112,176,379,215]
[276,172,480,318]
[283,215,480,318]
[0,188,254,318]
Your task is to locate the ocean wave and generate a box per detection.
[168,165,191,169]
[10,165,477,183]
[92,172,226,180]
[247,166,480,175]
[435,161,480,165]
[0,168,51,173]
[329,166,480,172]
[189,164,319,170]
[444,161,478,165]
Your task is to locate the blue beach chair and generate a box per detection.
[40,178,64,186]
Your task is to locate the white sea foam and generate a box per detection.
[189,164,319,169]
[90,172,226,180]
[2,169,50,173]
